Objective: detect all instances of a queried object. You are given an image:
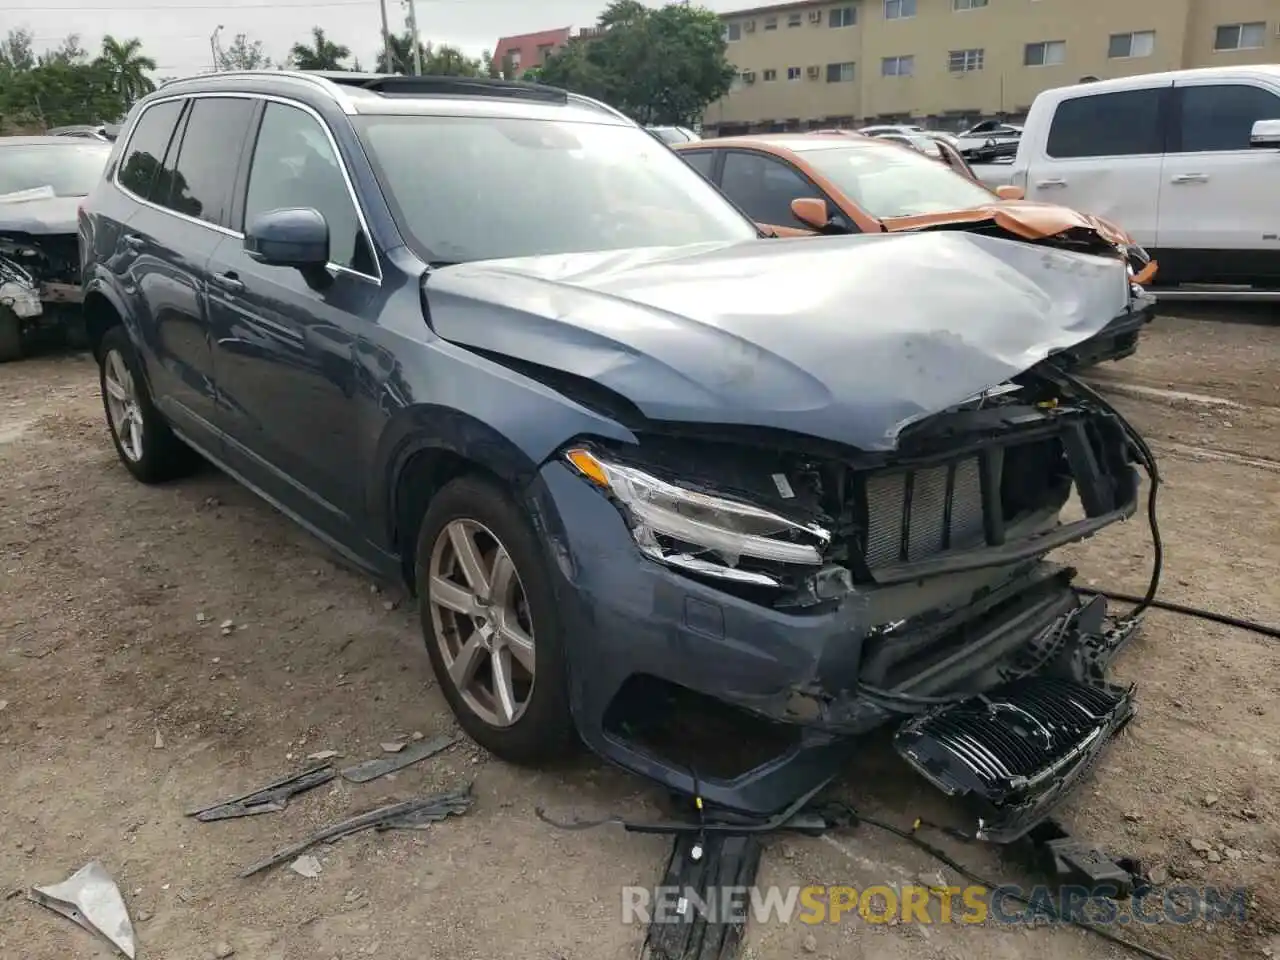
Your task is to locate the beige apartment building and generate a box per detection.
[701,0,1280,133]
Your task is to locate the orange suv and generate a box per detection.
[674,133,1157,281]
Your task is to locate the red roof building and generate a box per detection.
[492,27,572,74]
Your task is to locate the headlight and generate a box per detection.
[564,447,830,583]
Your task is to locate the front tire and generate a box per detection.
[415,474,576,764]
[98,326,197,483]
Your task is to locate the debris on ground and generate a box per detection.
[380,741,405,753]
[28,861,136,958]
[306,750,341,762]
[153,729,164,750]
[186,763,336,822]
[340,733,460,784]
[239,785,473,878]
[289,855,323,879]
[212,941,235,958]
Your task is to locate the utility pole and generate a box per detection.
[209,24,224,72]
[378,0,393,72]
[403,0,423,75]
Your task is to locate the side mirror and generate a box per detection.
[245,207,329,268]
[1250,119,1280,149]
[790,196,831,231]
[995,185,1025,201]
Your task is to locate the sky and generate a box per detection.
[6,0,748,79]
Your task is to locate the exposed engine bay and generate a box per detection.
[568,367,1136,609]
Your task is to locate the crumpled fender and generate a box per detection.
[883,199,1133,246]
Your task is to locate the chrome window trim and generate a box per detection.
[112,90,382,285]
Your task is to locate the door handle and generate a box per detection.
[1036,178,1067,188]
[122,234,145,249]
[1171,173,1209,184]
[211,271,244,293]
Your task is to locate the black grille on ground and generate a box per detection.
[863,458,985,569]
[893,675,1134,842]
[896,676,1124,795]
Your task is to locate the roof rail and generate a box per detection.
[324,73,571,105]
[158,69,350,105]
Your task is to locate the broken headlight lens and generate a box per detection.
[563,448,830,577]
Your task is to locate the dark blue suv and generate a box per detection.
[81,71,1149,834]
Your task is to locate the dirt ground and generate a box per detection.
[1,314,1278,960]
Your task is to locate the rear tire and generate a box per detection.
[0,305,22,363]
[98,325,198,483]
[415,474,577,765]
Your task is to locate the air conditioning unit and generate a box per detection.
[806,65,820,79]
[743,71,757,83]
[808,9,823,23]
[744,20,756,32]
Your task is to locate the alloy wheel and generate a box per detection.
[103,348,144,462]
[427,518,537,727]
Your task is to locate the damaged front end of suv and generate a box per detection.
[427,229,1150,843]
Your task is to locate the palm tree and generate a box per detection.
[95,35,155,103]
[374,32,417,74]
[290,27,350,71]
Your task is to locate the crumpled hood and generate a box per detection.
[882,199,1132,247]
[424,231,1131,452]
[0,195,80,235]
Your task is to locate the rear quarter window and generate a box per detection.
[117,99,185,202]
[1045,88,1164,159]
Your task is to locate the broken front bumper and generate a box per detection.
[531,458,1141,836]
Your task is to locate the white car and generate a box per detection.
[997,65,1280,299]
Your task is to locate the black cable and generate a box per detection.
[1049,368,1163,620]
[1075,588,1280,641]
[824,802,1177,960]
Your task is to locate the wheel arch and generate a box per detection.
[379,406,547,589]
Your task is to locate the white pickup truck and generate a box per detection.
[971,65,1280,300]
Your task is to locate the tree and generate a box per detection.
[373,32,486,76]
[538,1,735,126]
[96,35,156,102]
[217,33,272,71]
[290,26,350,70]
[41,34,87,67]
[0,28,36,71]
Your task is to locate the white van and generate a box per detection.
[980,66,1280,299]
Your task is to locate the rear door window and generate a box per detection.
[1175,84,1280,153]
[1046,88,1165,158]
[117,99,185,202]
[160,97,258,227]
[680,149,717,182]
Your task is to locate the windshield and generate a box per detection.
[355,115,756,264]
[799,143,996,219]
[0,143,111,198]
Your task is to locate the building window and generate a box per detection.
[885,0,916,20]
[788,12,802,26]
[826,61,856,82]
[764,16,778,30]
[787,66,802,80]
[1108,30,1155,59]
[763,68,777,81]
[948,48,984,72]
[725,22,741,41]
[953,0,988,9]
[1024,40,1066,66]
[882,55,914,76]
[536,43,555,63]
[507,49,521,69]
[1214,22,1267,51]
[829,6,857,27]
